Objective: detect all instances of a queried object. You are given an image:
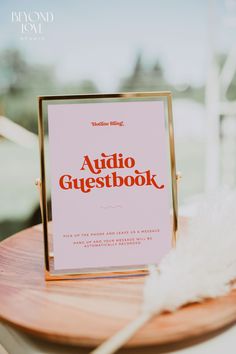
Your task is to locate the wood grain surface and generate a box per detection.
[0,219,236,348]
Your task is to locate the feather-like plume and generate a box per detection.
[91,192,236,354]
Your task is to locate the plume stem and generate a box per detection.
[90,311,152,354]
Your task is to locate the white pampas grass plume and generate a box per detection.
[144,192,236,314]
[91,192,236,354]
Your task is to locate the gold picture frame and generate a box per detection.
[37,91,178,280]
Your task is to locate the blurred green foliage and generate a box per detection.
[0,48,99,133]
[0,49,206,136]
[119,53,204,102]
[217,53,236,101]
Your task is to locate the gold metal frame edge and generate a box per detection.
[37,91,178,280]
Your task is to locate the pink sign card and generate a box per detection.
[47,100,172,271]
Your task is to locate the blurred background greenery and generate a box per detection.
[0,0,236,240]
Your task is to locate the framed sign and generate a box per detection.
[37,92,178,280]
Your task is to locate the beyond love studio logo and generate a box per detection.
[11,11,54,41]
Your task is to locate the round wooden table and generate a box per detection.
[0,221,236,354]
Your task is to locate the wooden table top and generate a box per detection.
[0,220,236,349]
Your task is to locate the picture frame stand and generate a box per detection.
[36,92,180,280]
